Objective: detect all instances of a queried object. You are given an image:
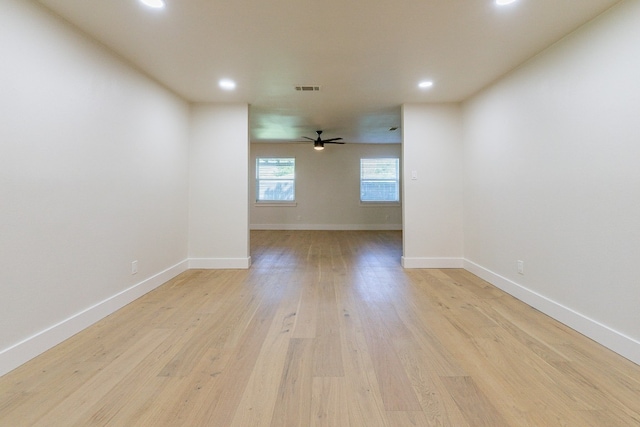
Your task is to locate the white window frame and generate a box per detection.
[255,157,296,204]
[360,158,400,204]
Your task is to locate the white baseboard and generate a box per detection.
[250,223,403,231]
[188,257,251,269]
[401,256,464,269]
[464,259,640,365]
[6,255,636,378]
[0,260,189,377]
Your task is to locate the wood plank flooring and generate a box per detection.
[1,230,639,426]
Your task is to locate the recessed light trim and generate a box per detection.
[496,0,517,5]
[219,79,237,90]
[140,0,165,9]
[418,81,434,89]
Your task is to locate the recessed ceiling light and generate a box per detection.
[496,0,517,5]
[418,81,434,89]
[140,0,165,9]
[219,79,236,90]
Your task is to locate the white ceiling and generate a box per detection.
[36,0,621,144]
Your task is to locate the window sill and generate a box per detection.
[359,201,401,207]
[254,202,297,207]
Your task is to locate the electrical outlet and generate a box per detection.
[131,260,138,275]
[517,260,524,275]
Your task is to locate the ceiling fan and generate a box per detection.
[303,130,344,150]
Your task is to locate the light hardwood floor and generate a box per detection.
[1,230,639,426]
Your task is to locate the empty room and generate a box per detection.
[1,0,639,425]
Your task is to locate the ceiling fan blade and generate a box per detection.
[324,141,345,144]
[323,137,343,142]
[302,136,315,141]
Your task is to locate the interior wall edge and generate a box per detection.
[464,259,640,366]
[401,257,464,269]
[188,257,252,270]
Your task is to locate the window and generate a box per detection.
[360,158,400,202]
[256,158,295,202]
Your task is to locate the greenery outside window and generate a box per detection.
[360,158,400,202]
[256,158,295,202]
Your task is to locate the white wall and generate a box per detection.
[0,0,190,375]
[402,104,464,268]
[250,143,402,230]
[462,0,640,364]
[189,104,250,268]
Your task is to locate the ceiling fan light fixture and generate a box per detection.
[304,130,344,149]
[140,0,165,9]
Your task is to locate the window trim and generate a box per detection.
[359,157,401,203]
[359,201,401,207]
[255,157,296,203]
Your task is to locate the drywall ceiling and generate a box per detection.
[36,0,621,143]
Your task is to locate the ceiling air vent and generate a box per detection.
[295,85,321,92]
